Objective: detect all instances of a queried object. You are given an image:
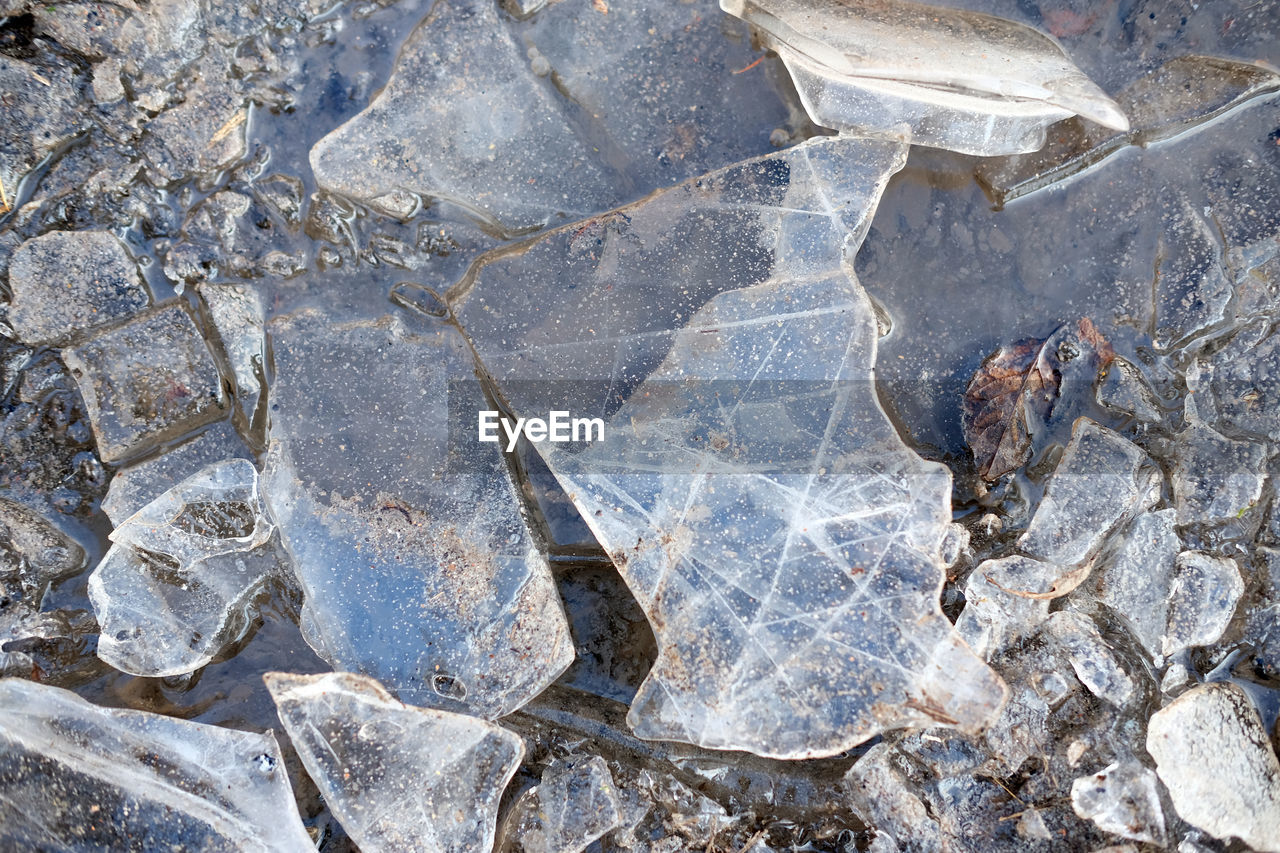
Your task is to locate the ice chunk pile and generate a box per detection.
[719,0,1127,156]
[454,137,1005,758]
[0,679,313,851]
[89,459,281,677]
[264,307,573,718]
[265,671,524,853]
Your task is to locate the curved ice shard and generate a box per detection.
[0,679,313,852]
[720,0,1127,155]
[451,137,1006,758]
[265,671,523,853]
[263,308,573,718]
[90,458,280,677]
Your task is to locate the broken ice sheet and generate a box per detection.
[1188,318,1280,443]
[721,0,1126,156]
[1146,682,1280,852]
[265,671,523,853]
[977,55,1280,208]
[452,137,1005,758]
[62,302,228,464]
[0,678,313,851]
[89,459,280,677]
[6,230,151,347]
[101,419,252,526]
[263,307,572,718]
[1170,422,1266,525]
[503,756,623,853]
[310,0,791,233]
[1019,418,1159,567]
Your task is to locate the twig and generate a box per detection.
[733,55,766,74]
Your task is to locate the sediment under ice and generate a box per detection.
[0,678,313,852]
[719,0,1127,156]
[263,307,573,718]
[451,136,1006,759]
[265,671,524,853]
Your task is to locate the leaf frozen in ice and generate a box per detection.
[452,137,1006,758]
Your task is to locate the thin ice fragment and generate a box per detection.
[721,0,1126,156]
[844,743,944,853]
[977,55,1280,207]
[7,231,151,346]
[0,679,313,852]
[1047,612,1134,708]
[264,308,572,717]
[1153,194,1231,350]
[1070,761,1166,846]
[89,459,280,677]
[1018,418,1158,567]
[1162,552,1243,658]
[197,282,266,432]
[452,137,1005,758]
[505,756,623,853]
[956,555,1057,659]
[1081,509,1180,661]
[62,303,228,463]
[1170,423,1267,525]
[1189,319,1280,442]
[102,420,252,526]
[0,498,86,653]
[1146,683,1280,852]
[1097,358,1162,423]
[310,0,789,233]
[264,671,524,853]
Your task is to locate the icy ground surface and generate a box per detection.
[1,0,1279,850]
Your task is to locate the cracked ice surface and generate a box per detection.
[89,459,279,677]
[265,671,523,853]
[310,0,790,233]
[452,137,1005,758]
[720,0,1126,156]
[0,679,313,852]
[263,308,572,718]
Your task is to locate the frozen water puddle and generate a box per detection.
[89,459,281,677]
[0,679,313,851]
[265,671,524,853]
[720,0,1126,156]
[264,307,572,718]
[451,137,1005,758]
[310,0,791,234]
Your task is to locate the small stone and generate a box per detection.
[7,231,151,346]
[1146,682,1280,852]
[62,303,227,464]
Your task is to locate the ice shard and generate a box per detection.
[0,679,313,851]
[89,459,281,677]
[310,0,789,234]
[1018,419,1159,568]
[264,671,524,853]
[263,306,572,718]
[504,756,624,853]
[720,0,1126,156]
[451,137,1005,758]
